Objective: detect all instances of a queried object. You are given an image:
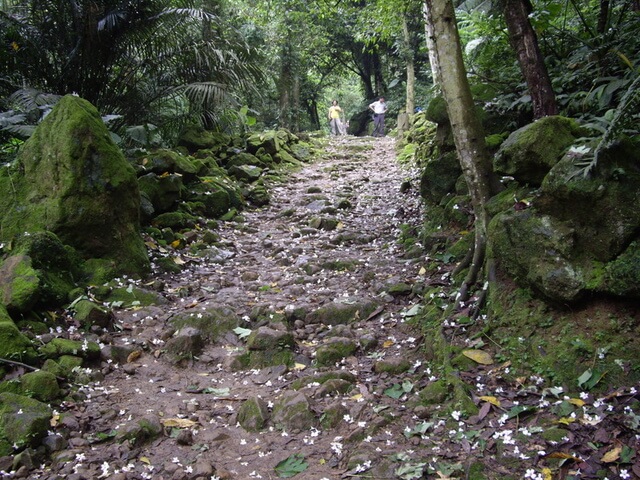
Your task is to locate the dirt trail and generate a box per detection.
[39,136,436,480]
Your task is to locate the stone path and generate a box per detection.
[36,135,439,480]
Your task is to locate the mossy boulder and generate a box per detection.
[0,95,149,277]
[246,182,271,207]
[93,283,168,308]
[536,138,640,262]
[140,149,200,180]
[178,125,232,153]
[0,306,38,365]
[271,392,316,432]
[170,305,239,341]
[237,397,270,432]
[419,151,462,204]
[424,95,449,125]
[315,337,358,366]
[38,338,101,360]
[305,297,379,325]
[489,137,640,302]
[72,299,114,329]
[600,241,640,297]
[19,371,61,402]
[246,131,280,156]
[246,326,295,351]
[228,164,263,183]
[0,392,52,455]
[114,414,163,446]
[164,327,204,364]
[418,379,450,405]
[137,173,183,216]
[493,116,585,186]
[489,209,586,302]
[226,152,266,168]
[0,232,79,312]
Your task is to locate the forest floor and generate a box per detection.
[32,136,640,480]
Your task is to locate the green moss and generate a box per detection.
[20,370,60,402]
[39,338,100,360]
[315,339,357,367]
[0,392,52,454]
[541,427,570,443]
[418,379,450,405]
[373,359,411,374]
[0,316,39,365]
[485,279,640,388]
[237,397,269,432]
[234,350,294,370]
[0,95,149,277]
[100,284,167,308]
[170,306,239,342]
[291,371,357,390]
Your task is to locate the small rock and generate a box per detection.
[176,428,194,445]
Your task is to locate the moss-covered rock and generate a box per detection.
[19,371,60,402]
[315,337,358,366]
[0,95,149,277]
[114,414,163,446]
[72,299,114,329]
[246,326,295,351]
[93,283,168,308]
[489,209,586,302]
[170,305,239,342]
[0,392,52,455]
[164,327,204,364]
[140,149,200,180]
[493,116,585,186]
[600,241,640,297]
[0,232,79,312]
[38,338,100,360]
[537,138,640,262]
[237,397,270,432]
[0,307,38,365]
[228,164,263,183]
[271,391,316,432]
[137,172,183,216]
[419,151,462,204]
[373,358,411,374]
[418,379,450,405]
[178,125,232,153]
[245,181,270,207]
[305,298,379,325]
[246,131,280,156]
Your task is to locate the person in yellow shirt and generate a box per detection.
[328,100,344,136]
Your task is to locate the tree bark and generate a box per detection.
[402,13,415,115]
[423,0,495,305]
[503,0,558,119]
[597,0,610,34]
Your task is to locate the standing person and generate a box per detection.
[368,97,388,137]
[328,100,343,136]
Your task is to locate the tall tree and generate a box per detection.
[0,0,262,134]
[502,0,558,118]
[423,0,495,305]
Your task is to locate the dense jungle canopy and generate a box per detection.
[0,0,637,144]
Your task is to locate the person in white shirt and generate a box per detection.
[368,97,388,137]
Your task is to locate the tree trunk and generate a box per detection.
[402,13,415,115]
[503,0,558,119]
[597,0,610,34]
[423,0,495,305]
[278,41,293,129]
[423,2,441,86]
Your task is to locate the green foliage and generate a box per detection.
[0,0,263,142]
[274,453,308,478]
